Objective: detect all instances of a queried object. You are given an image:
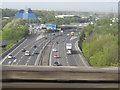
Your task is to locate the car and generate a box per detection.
[56,42,59,44]
[34,51,39,54]
[67,34,70,36]
[33,45,37,48]
[21,49,26,52]
[53,62,59,66]
[57,64,63,66]
[52,48,57,52]
[45,37,47,39]
[52,33,56,35]
[7,55,13,59]
[54,54,59,58]
[25,51,30,56]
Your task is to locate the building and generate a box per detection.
[55,15,75,18]
[15,9,36,19]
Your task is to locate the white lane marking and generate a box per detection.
[75,40,87,66]
[49,40,57,66]
[70,36,77,41]
[0,39,27,64]
[36,32,44,41]
[13,59,17,62]
[13,39,36,57]
[64,36,70,65]
[25,40,46,65]
[11,59,17,65]
[16,55,24,65]
[35,40,50,65]
[14,37,39,57]
[16,39,45,65]
[8,61,12,64]
[64,42,69,65]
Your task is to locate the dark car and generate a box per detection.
[33,45,37,48]
[21,49,26,52]
[53,62,59,66]
[34,51,39,54]
[57,64,63,66]
[45,37,47,39]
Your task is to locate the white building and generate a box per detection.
[55,15,75,18]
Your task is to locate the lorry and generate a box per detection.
[66,43,72,55]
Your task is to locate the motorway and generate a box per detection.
[1,29,89,66]
[49,31,87,66]
[1,30,56,65]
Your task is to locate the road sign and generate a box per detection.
[46,24,56,29]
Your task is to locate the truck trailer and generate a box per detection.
[66,43,72,55]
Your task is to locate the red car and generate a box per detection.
[54,54,59,58]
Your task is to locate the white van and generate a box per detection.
[25,51,30,56]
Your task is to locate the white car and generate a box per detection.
[25,51,30,56]
[7,55,13,59]
[52,48,57,52]
[67,34,70,36]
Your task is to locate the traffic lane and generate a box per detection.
[56,34,71,66]
[58,36,69,66]
[50,33,66,66]
[10,33,42,55]
[51,38,60,66]
[50,34,71,66]
[2,33,43,65]
[17,33,55,65]
[2,32,55,65]
[12,32,54,65]
[17,32,57,65]
[64,35,79,66]
[16,38,47,65]
[2,37,44,65]
[70,38,85,66]
[26,39,49,65]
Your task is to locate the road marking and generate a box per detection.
[16,55,24,65]
[64,42,69,65]
[13,33,44,58]
[17,39,46,65]
[63,35,70,66]
[70,36,77,41]
[36,32,44,41]
[35,40,50,65]
[0,38,27,64]
[8,61,12,64]
[25,41,44,65]
[75,40,87,66]
[49,39,58,66]
[13,59,17,62]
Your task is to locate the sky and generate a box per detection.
[0,0,119,13]
[1,0,119,2]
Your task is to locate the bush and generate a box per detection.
[79,17,118,67]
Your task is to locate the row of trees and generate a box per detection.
[32,10,90,25]
[78,16,118,67]
[2,19,29,43]
[2,8,18,17]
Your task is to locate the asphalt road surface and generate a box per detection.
[49,30,88,66]
[1,30,57,65]
[1,29,88,66]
